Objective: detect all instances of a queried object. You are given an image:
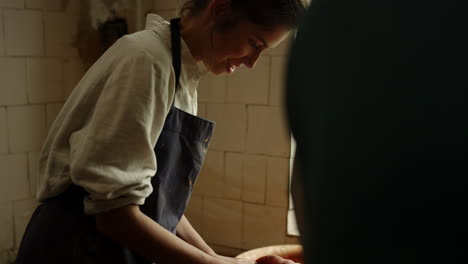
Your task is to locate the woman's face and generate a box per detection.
[201,20,289,75]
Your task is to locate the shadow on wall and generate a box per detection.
[74,0,131,68]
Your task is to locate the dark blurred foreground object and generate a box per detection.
[287,0,467,263]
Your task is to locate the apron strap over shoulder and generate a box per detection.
[170,18,182,97]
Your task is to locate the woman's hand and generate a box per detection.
[209,254,299,264]
[210,255,257,264]
[256,255,300,264]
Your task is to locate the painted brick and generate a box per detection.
[46,103,63,131]
[26,0,41,8]
[27,58,65,103]
[8,249,17,263]
[226,56,270,104]
[0,251,11,263]
[0,0,24,8]
[185,195,203,235]
[243,203,287,249]
[4,9,43,56]
[194,150,224,198]
[269,56,287,106]
[64,0,80,16]
[242,155,267,204]
[266,157,289,208]
[197,103,206,118]
[0,58,28,106]
[206,104,246,152]
[63,57,85,97]
[224,153,243,200]
[7,105,47,152]
[44,11,78,56]
[42,0,64,11]
[0,108,8,154]
[246,106,290,157]
[26,0,42,9]
[198,73,226,103]
[153,0,182,10]
[0,154,30,202]
[13,198,39,250]
[28,152,40,198]
[133,0,154,31]
[153,9,177,21]
[0,202,14,251]
[266,34,293,56]
[0,9,4,56]
[25,0,61,10]
[203,198,242,248]
[284,235,301,244]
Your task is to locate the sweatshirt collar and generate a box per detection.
[145,14,207,82]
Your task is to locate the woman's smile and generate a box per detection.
[227,60,237,74]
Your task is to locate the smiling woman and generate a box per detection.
[178,0,304,74]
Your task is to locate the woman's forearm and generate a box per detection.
[176,215,217,256]
[95,204,214,264]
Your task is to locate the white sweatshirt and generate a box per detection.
[37,14,206,215]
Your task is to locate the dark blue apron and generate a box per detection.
[15,18,215,264]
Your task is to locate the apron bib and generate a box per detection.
[15,18,215,264]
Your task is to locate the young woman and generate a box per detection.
[15,0,306,263]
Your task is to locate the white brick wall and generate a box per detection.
[0,154,30,202]
[0,1,82,261]
[25,0,41,9]
[206,104,247,152]
[242,155,267,204]
[194,150,225,198]
[0,108,8,154]
[266,157,289,208]
[0,1,24,9]
[198,73,226,103]
[4,9,44,56]
[0,202,14,251]
[7,105,47,152]
[243,203,287,249]
[43,11,78,56]
[246,106,290,156]
[203,198,243,249]
[0,9,4,55]
[270,56,287,106]
[0,58,27,106]
[25,0,63,11]
[153,0,183,11]
[224,153,243,200]
[226,57,270,104]
[27,58,65,103]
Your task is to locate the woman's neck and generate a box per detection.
[179,15,208,62]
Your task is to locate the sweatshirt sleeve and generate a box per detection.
[69,49,173,215]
